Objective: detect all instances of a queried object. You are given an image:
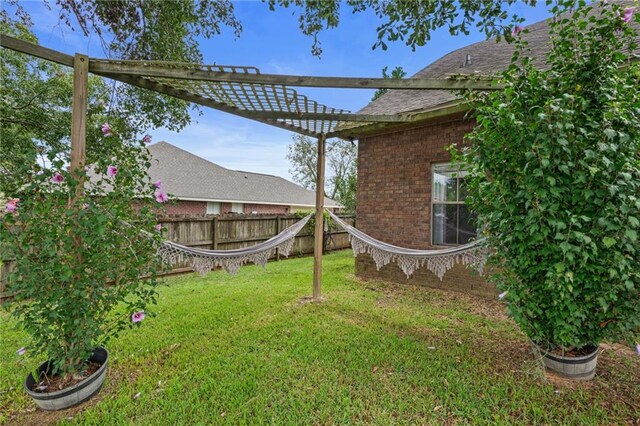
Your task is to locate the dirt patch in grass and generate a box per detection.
[297,295,327,305]
[353,275,511,322]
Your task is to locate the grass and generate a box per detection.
[1,250,638,425]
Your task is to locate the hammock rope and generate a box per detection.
[158,214,312,275]
[326,209,487,279]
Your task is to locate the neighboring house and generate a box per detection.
[148,142,340,216]
[339,9,639,298]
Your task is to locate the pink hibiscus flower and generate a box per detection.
[143,134,152,144]
[5,198,19,213]
[153,180,163,189]
[132,311,146,323]
[107,165,118,177]
[155,190,169,203]
[52,172,64,184]
[622,7,635,23]
[101,122,112,136]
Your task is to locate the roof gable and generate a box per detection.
[147,142,340,208]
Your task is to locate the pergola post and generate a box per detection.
[69,53,88,274]
[70,53,89,191]
[312,134,326,299]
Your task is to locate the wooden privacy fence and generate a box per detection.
[0,214,355,299]
[159,214,354,273]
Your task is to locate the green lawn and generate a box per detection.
[1,250,638,425]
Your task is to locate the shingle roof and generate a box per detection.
[357,1,638,118]
[147,142,340,208]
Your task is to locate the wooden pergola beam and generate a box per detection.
[328,103,471,139]
[1,35,502,91]
[1,33,74,66]
[90,61,503,90]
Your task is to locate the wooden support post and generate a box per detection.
[312,135,326,299]
[70,54,89,196]
[212,217,218,250]
[69,53,88,285]
[276,216,282,261]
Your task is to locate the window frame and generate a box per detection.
[206,201,221,215]
[430,163,474,246]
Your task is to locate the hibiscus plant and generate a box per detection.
[1,27,170,377]
[458,1,640,353]
[1,123,169,377]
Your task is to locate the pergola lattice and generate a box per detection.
[93,60,360,137]
[1,34,502,298]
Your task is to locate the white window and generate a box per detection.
[231,203,243,213]
[432,163,476,245]
[206,202,221,215]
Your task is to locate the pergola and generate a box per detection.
[1,34,502,298]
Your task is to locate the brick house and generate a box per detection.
[338,17,558,298]
[148,142,340,216]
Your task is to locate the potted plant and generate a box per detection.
[457,1,640,380]
[1,115,167,409]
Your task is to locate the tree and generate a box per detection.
[267,0,534,56]
[4,0,538,61]
[372,66,407,101]
[0,21,111,193]
[286,134,357,212]
[11,0,537,58]
[457,1,640,352]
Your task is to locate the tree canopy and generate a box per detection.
[4,0,536,60]
[286,135,357,212]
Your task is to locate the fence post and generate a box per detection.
[276,216,282,261]
[212,217,218,250]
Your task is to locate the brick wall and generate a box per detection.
[165,201,290,216]
[165,200,207,216]
[221,203,232,214]
[355,113,496,298]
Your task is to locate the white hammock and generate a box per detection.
[326,210,487,279]
[158,214,312,275]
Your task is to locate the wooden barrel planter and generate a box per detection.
[24,347,109,410]
[539,345,600,381]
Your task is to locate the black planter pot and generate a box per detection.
[537,345,600,381]
[24,347,109,411]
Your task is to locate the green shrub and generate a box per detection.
[1,125,166,376]
[458,1,640,351]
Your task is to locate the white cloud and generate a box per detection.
[150,112,295,180]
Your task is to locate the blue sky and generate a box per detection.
[17,1,552,180]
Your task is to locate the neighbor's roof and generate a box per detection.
[350,0,639,134]
[147,142,341,208]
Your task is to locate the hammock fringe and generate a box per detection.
[327,210,487,280]
[157,214,311,276]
